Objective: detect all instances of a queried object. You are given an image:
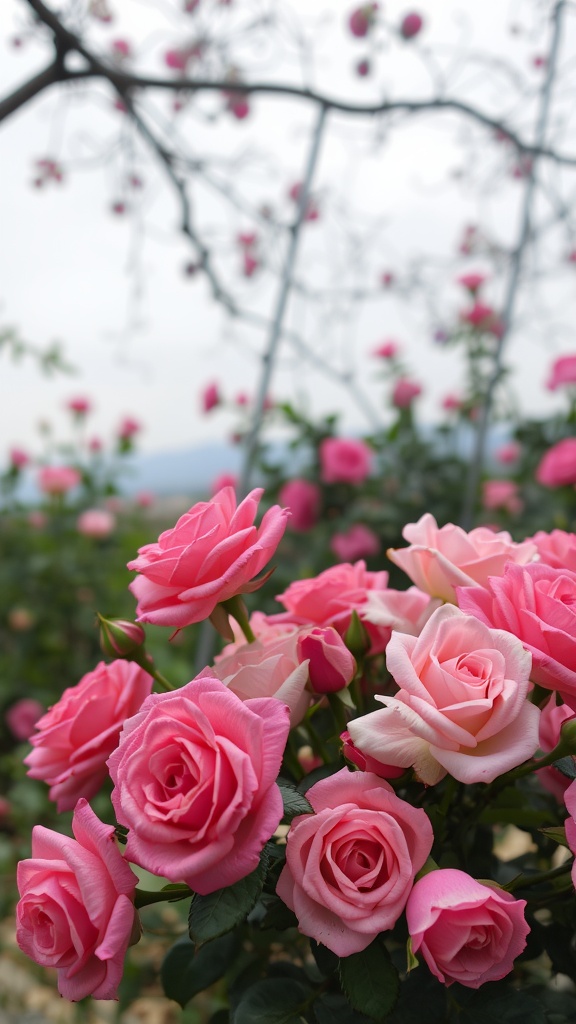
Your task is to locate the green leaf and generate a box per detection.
[160,932,238,1008]
[189,847,270,945]
[554,756,576,780]
[454,984,547,1023]
[277,778,314,821]
[338,940,400,1022]
[314,993,373,1024]
[233,978,313,1024]
[539,825,569,848]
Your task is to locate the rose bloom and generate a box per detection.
[38,465,81,496]
[388,512,537,603]
[211,472,238,496]
[400,12,423,39]
[25,660,152,812]
[9,447,29,469]
[347,604,539,785]
[406,869,529,988]
[297,626,356,694]
[564,780,576,887]
[457,271,486,293]
[530,528,576,572]
[128,486,289,628]
[482,479,522,514]
[319,437,373,485]
[279,479,321,532]
[392,377,422,408]
[372,339,398,359]
[108,675,290,894]
[341,730,405,780]
[67,396,91,415]
[6,698,44,741]
[16,799,138,1001]
[213,627,311,727]
[77,508,116,538]
[537,694,575,800]
[496,441,521,464]
[458,561,576,709]
[546,354,576,391]
[274,560,392,655]
[330,524,380,562]
[118,416,141,440]
[348,3,379,38]
[201,381,220,413]
[536,438,576,487]
[276,768,433,956]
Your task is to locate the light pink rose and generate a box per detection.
[388,513,537,603]
[16,799,138,1001]
[297,626,356,693]
[330,524,380,562]
[25,660,152,812]
[347,604,539,785]
[536,438,576,487]
[6,699,44,741]
[392,377,422,408]
[108,675,290,894]
[341,730,405,780]
[546,354,576,391]
[319,437,372,485]
[530,528,576,571]
[482,479,522,514]
[279,479,321,532]
[118,416,141,440]
[128,487,289,628]
[77,508,116,538]
[564,780,576,887]
[458,561,576,707]
[275,561,392,654]
[9,447,29,469]
[406,869,529,988]
[276,768,433,956]
[38,465,81,495]
[537,694,575,800]
[496,441,521,464]
[213,628,311,726]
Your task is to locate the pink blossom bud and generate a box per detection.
[67,395,91,415]
[392,377,422,408]
[77,509,116,538]
[341,730,406,779]
[201,382,221,413]
[9,448,29,469]
[6,699,44,741]
[348,4,379,38]
[118,416,141,440]
[297,626,357,693]
[356,58,370,77]
[98,615,146,659]
[372,339,398,359]
[400,12,423,39]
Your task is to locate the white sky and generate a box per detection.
[1,0,576,460]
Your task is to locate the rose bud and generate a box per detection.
[297,626,356,693]
[98,615,146,659]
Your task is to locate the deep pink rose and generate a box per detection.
[406,869,529,988]
[458,561,576,707]
[67,395,91,415]
[6,698,44,741]
[16,800,138,1000]
[564,781,576,887]
[536,438,576,487]
[213,627,311,726]
[530,529,576,572]
[537,694,575,800]
[330,524,380,562]
[372,339,398,359]
[38,465,81,495]
[546,354,576,391]
[77,508,116,538]
[347,604,538,785]
[128,487,289,628]
[457,272,486,293]
[319,437,373,485]
[25,661,152,812]
[275,560,392,654]
[341,730,405,780]
[388,513,536,603]
[276,769,433,956]
[297,626,356,693]
[279,479,321,532]
[347,4,378,38]
[400,12,423,39]
[108,675,290,894]
[201,382,220,413]
[392,377,422,408]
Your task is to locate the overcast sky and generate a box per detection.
[1,0,576,463]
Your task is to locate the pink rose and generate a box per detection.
[388,512,537,603]
[406,869,529,988]
[213,627,311,726]
[9,447,29,469]
[457,272,486,293]
[536,438,576,487]
[118,416,141,440]
[341,730,405,779]
[67,396,91,415]
[457,561,576,707]
[546,354,576,391]
[6,698,44,741]
[330,524,380,562]
[38,465,81,495]
[400,12,423,39]
[564,780,576,887]
[77,508,116,538]
[347,604,539,785]
[279,479,321,532]
[16,799,138,1001]
[482,479,522,514]
[211,472,238,496]
[372,339,398,359]
[128,487,289,628]
[25,660,152,812]
[392,377,422,408]
[348,3,379,37]
[319,437,373,485]
[276,769,433,956]
[530,528,576,571]
[537,694,575,799]
[108,675,290,894]
[201,382,220,413]
[496,441,521,464]
[297,626,356,693]
[275,560,392,654]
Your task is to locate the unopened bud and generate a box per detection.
[298,626,356,693]
[343,610,371,660]
[98,614,146,659]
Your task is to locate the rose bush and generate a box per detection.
[16,799,139,1001]
[276,768,433,956]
